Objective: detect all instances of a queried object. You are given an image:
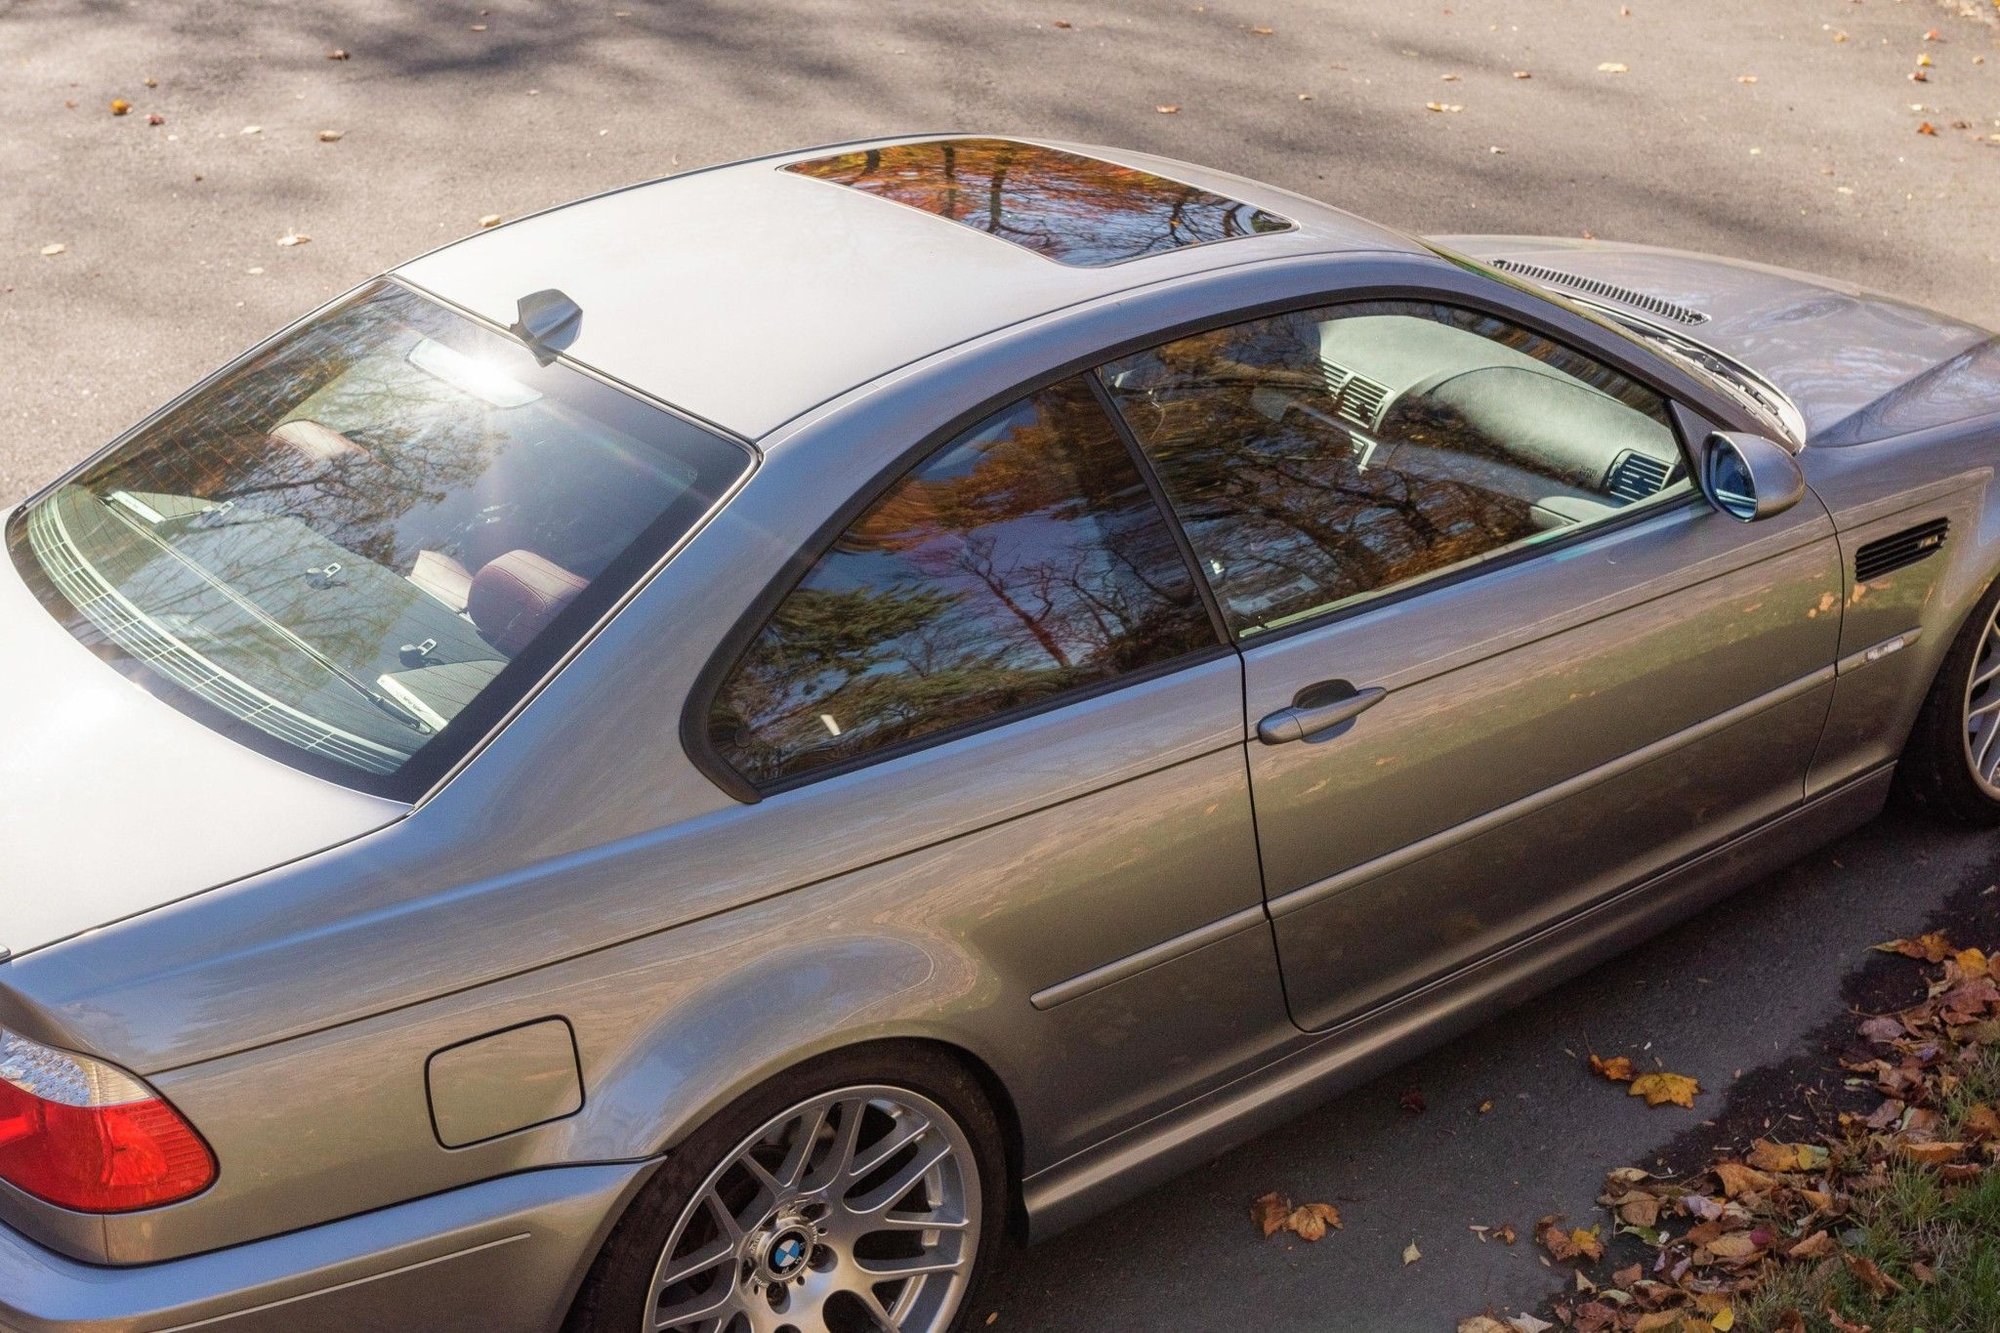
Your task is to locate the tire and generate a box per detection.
[1897,577,2000,826]
[564,1044,1007,1333]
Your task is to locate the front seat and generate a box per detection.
[466,550,588,656]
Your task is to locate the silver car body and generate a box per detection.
[3,134,1998,1330]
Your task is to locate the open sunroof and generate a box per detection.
[783,138,1293,268]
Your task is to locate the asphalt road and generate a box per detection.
[3,1,1999,1328]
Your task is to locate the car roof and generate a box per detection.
[394,134,1423,439]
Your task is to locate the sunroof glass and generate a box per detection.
[783,138,1293,268]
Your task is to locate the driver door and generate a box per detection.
[1099,298,1842,1032]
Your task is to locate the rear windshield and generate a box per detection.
[6,281,749,799]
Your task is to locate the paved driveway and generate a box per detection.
[2,1,1997,1326]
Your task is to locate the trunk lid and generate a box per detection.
[0,527,403,958]
[1433,235,2000,446]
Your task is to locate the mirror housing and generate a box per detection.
[1699,430,1805,522]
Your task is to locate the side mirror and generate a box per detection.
[1699,431,1806,522]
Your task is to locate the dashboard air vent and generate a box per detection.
[1855,518,1949,583]
[1606,451,1674,503]
[1334,374,1389,428]
[1489,258,1710,326]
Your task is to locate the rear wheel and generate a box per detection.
[565,1046,1005,1333]
[1898,579,2000,825]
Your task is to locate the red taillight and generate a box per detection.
[0,1027,214,1213]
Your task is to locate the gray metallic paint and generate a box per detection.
[2,139,1997,1328]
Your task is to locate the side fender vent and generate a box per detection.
[1489,258,1711,326]
[1855,518,1949,583]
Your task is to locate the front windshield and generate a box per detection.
[1430,245,1804,446]
[7,281,749,797]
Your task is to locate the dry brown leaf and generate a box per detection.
[1493,1222,1517,1245]
[1629,1072,1699,1108]
[1713,1162,1773,1198]
[1051,18,1072,28]
[1843,1252,1904,1295]
[1918,122,1940,136]
[1539,1218,1605,1264]
[1745,1140,1828,1173]
[1590,1054,1637,1083]
[1897,1140,1967,1165]
[1704,1231,1765,1263]
[1287,1201,1343,1241]
[317,129,344,143]
[1401,1239,1421,1265]
[1458,1319,1512,1333]
[1875,932,1954,961]
[1964,1104,2000,1141]
[1251,1191,1290,1236]
[1788,1229,1835,1261]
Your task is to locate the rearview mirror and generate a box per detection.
[1699,431,1805,522]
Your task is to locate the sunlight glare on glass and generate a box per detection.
[407,337,542,409]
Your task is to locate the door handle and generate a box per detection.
[1256,684,1387,745]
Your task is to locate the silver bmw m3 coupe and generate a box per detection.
[4,135,1999,1332]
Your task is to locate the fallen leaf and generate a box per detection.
[276,232,311,247]
[1736,74,1758,84]
[1051,18,1072,28]
[1249,25,1273,36]
[1288,1201,1343,1241]
[1745,1140,1828,1173]
[1590,1054,1637,1083]
[1540,1218,1605,1263]
[1458,1320,1511,1333]
[1843,1252,1904,1296]
[1425,102,1465,113]
[1251,1191,1290,1236]
[1703,1231,1765,1263]
[109,98,131,116]
[1402,1239,1422,1265]
[1441,72,1462,82]
[1787,1229,1834,1261]
[1823,1310,1867,1333]
[1964,1104,2000,1140]
[1509,1316,1556,1333]
[1155,104,1180,114]
[1897,1140,1967,1165]
[1493,1223,1517,1244]
[1712,1162,1773,1198]
[1597,62,1629,74]
[478,213,504,228]
[146,113,164,126]
[1874,933,1953,960]
[327,48,350,60]
[1629,1072,1700,1109]
[317,129,344,143]
[38,243,65,257]
[1512,70,1532,79]
[241,125,263,135]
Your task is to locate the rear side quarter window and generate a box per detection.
[707,377,1218,788]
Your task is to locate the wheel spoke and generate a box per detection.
[657,1235,735,1289]
[849,1112,932,1182]
[853,1250,966,1281]
[846,1138,952,1217]
[655,1277,740,1330]
[778,1100,833,1191]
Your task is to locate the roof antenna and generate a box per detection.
[509,289,582,365]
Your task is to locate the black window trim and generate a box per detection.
[679,268,1756,805]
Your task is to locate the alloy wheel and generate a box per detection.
[645,1085,982,1333]
[1964,601,2000,797]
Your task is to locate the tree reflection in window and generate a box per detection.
[710,378,1216,786]
[785,138,1291,267]
[1100,302,1682,635]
